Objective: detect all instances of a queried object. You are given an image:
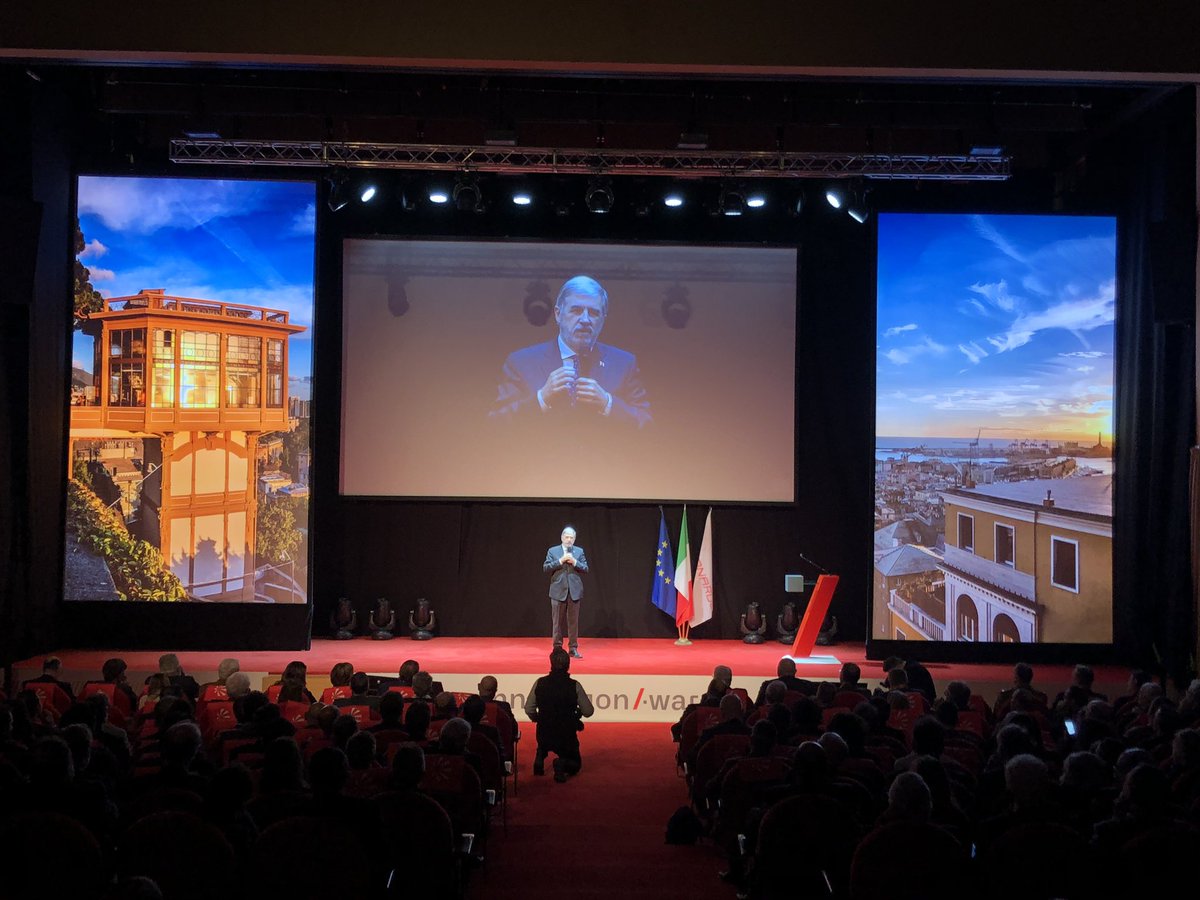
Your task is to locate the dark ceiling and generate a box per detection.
[35,65,1175,179]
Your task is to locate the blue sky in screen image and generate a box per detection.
[75,177,316,392]
[876,213,1116,442]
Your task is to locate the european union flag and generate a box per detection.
[651,509,677,618]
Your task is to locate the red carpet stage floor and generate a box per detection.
[12,638,1131,723]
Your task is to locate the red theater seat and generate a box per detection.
[81,681,135,717]
[199,683,230,703]
[22,681,72,718]
[279,701,310,727]
[265,683,283,702]
[320,685,352,704]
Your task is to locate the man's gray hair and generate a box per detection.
[555,275,608,314]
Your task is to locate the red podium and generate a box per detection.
[789,574,840,659]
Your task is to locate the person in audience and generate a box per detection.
[331,712,359,750]
[247,737,310,828]
[901,658,937,702]
[275,660,317,704]
[25,656,76,702]
[203,763,258,860]
[1092,762,1186,854]
[80,693,132,772]
[199,658,240,695]
[690,694,751,769]
[817,730,848,768]
[26,734,116,841]
[432,691,459,720]
[334,672,381,712]
[24,657,75,705]
[154,653,200,703]
[1055,664,1108,710]
[943,680,972,712]
[404,700,432,743]
[309,745,386,862]
[878,770,932,825]
[140,674,168,712]
[136,721,209,796]
[329,662,354,690]
[225,671,252,701]
[368,692,406,733]
[389,741,426,791]
[477,675,517,736]
[101,657,138,711]
[525,647,594,782]
[671,677,728,742]
[976,753,1065,851]
[789,696,823,742]
[837,662,868,697]
[345,730,379,772]
[461,694,505,759]
[397,660,420,687]
[754,657,810,706]
[910,756,969,839]
[995,662,1047,713]
[1057,750,1112,833]
[411,671,436,702]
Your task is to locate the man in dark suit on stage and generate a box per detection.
[488,275,651,428]
[545,525,588,659]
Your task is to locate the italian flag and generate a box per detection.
[674,507,693,627]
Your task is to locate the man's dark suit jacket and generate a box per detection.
[489,340,651,428]
[544,545,588,601]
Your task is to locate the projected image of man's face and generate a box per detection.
[556,293,606,355]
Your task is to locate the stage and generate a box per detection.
[11,638,1132,723]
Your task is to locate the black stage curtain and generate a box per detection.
[0,72,69,670]
[1112,88,1198,683]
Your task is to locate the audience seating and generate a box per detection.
[376,790,459,899]
[251,816,376,898]
[198,683,229,703]
[80,680,135,717]
[755,793,862,899]
[320,685,352,703]
[22,681,72,718]
[676,706,722,770]
[850,821,966,900]
[119,811,239,900]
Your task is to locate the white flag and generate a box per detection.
[690,509,714,628]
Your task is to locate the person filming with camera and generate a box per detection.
[524,647,594,782]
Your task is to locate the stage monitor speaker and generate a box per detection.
[1149,216,1198,325]
[784,574,806,593]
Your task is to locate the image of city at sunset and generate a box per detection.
[66,176,315,602]
[873,213,1116,644]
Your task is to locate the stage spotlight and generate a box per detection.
[387,276,410,318]
[718,185,745,217]
[746,192,766,209]
[662,283,692,329]
[512,191,533,206]
[791,192,805,217]
[453,174,483,213]
[664,192,684,208]
[585,177,614,214]
[825,187,844,209]
[326,170,351,212]
[523,280,553,326]
[359,184,377,203]
[847,201,870,224]
[428,188,450,204]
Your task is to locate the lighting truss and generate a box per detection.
[169,139,1011,181]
